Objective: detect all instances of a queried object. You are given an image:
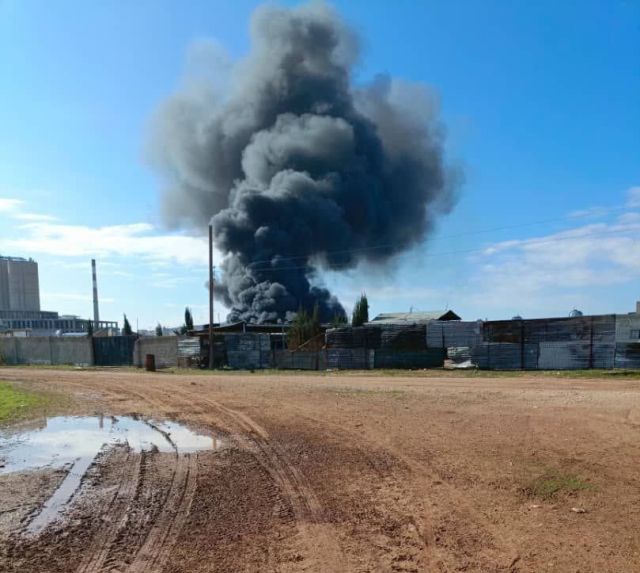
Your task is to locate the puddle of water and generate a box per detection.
[0,415,220,535]
[0,415,218,474]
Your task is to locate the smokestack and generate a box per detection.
[91,259,100,330]
[150,2,460,323]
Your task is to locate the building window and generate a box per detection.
[631,330,640,340]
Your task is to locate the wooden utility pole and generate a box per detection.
[208,225,215,370]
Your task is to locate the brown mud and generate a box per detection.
[0,368,639,573]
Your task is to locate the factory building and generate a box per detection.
[0,255,117,336]
[0,256,40,311]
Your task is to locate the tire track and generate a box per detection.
[93,382,201,573]
[281,401,522,572]
[58,378,201,573]
[18,373,348,571]
[75,451,142,573]
[128,453,198,573]
[177,389,348,572]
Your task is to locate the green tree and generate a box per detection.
[180,307,194,334]
[123,314,133,336]
[361,293,369,324]
[155,323,163,337]
[351,293,369,327]
[287,304,323,350]
[329,314,347,328]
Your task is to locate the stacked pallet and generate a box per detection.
[225,333,272,369]
[426,321,481,348]
[326,348,374,370]
[274,350,324,370]
[374,349,444,369]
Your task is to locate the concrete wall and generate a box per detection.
[0,336,92,366]
[133,337,178,369]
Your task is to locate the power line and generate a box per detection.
[245,227,640,273]
[246,203,629,269]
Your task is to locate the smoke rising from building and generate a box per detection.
[150,2,459,323]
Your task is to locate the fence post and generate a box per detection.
[589,317,595,369]
[520,320,525,370]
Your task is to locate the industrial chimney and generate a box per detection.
[91,259,100,330]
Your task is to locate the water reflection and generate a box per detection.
[0,416,220,535]
[0,415,217,474]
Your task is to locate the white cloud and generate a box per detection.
[467,214,640,314]
[617,212,640,224]
[1,221,223,267]
[627,186,640,208]
[568,206,609,218]
[12,213,58,222]
[0,198,23,212]
[43,292,115,303]
[164,302,208,309]
[341,285,441,301]
[0,197,56,221]
[152,275,199,289]
[56,260,120,270]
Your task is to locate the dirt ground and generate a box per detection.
[0,368,639,573]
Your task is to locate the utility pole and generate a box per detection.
[208,225,215,370]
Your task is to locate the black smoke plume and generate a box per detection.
[150,2,459,323]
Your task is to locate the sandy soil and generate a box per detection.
[0,368,639,573]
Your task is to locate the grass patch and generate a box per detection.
[332,387,405,395]
[0,382,68,426]
[0,364,101,371]
[526,471,594,498]
[134,366,640,379]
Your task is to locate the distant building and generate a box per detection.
[0,255,118,336]
[0,310,118,337]
[366,310,461,325]
[0,256,40,311]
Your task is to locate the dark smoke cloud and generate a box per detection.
[150,1,459,323]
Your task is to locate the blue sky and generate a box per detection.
[1,0,638,329]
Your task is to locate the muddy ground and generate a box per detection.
[0,368,639,573]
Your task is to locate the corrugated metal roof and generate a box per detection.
[366,310,460,324]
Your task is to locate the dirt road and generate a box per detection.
[1,369,639,573]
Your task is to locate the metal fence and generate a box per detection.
[426,314,639,370]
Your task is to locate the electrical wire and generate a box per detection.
[245,203,629,269]
[244,226,640,273]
